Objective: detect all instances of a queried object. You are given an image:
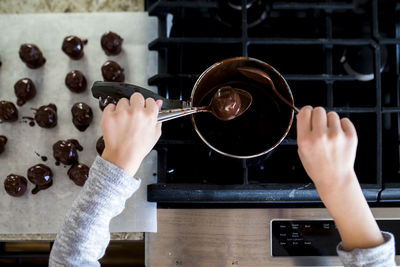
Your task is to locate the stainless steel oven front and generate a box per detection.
[265,208,400,266]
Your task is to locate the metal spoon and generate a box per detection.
[237,67,300,113]
[158,86,253,122]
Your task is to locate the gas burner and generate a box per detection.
[340,46,388,81]
[216,0,268,28]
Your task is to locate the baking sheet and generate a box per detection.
[0,12,158,234]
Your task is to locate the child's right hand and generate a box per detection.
[101,93,162,176]
[296,106,358,194]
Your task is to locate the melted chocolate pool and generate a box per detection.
[71,102,93,131]
[27,164,53,194]
[4,174,27,197]
[0,101,18,122]
[14,78,36,106]
[194,81,291,156]
[19,44,46,69]
[68,163,89,186]
[34,104,57,128]
[53,139,83,165]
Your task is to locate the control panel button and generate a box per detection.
[291,232,300,238]
[291,223,299,230]
[323,223,330,230]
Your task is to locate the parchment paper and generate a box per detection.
[0,12,158,234]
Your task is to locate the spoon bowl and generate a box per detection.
[237,66,300,113]
[157,86,252,122]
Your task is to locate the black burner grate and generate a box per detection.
[145,0,400,204]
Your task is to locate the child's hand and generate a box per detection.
[101,93,162,176]
[297,106,383,251]
[296,106,358,193]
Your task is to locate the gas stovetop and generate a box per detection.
[145,0,400,205]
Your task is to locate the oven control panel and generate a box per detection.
[271,220,400,256]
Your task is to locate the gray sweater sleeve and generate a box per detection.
[337,231,397,267]
[49,156,141,267]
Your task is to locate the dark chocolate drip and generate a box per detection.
[4,174,27,197]
[62,36,85,59]
[53,139,82,165]
[101,60,124,82]
[101,32,123,55]
[0,135,7,154]
[68,163,89,186]
[34,103,57,128]
[14,78,36,106]
[27,164,53,194]
[71,102,93,131]
[65,70,87,93]
[19,44,46,69]
[0,101,18,122]
[22,116,35,127]
[96,136,105,155]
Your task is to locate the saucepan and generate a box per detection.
[92,57,294,159]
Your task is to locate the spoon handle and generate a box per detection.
[158,107,207,122]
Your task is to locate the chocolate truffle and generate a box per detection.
[27,164,53,194]
[211,86,242,121]
[101,60,125,82]
[19,44,46,69]
[68,163,89,186]
[34,103,57,128]
[101,32,123,55]
[14,78,36,106]
[96,136,105,155]
[71,102,93,131]
[0,101,18,122]
[0,136,7,154]
[61,36,87,60]
[53,139,83,165]
[4,174,27,197]
[99,96,119,111]
[65,70,87,93]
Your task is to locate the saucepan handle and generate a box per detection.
[91,81,187,109]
